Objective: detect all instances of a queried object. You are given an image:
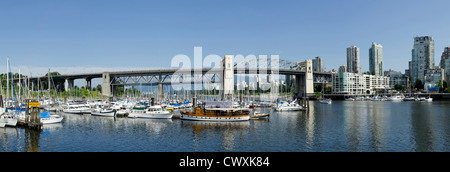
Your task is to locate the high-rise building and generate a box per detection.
[440,47,450,82]
[369,42,383,76]
[338,65,347,73]
[411,36,434,84]
[347,45,361,74]
[312,56,325,72]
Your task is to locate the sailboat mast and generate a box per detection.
[48,68,51,98]
[19,68,21,106]
[6,57,9,108]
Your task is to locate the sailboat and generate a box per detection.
[0,57,19,127]
[40,111,63,124]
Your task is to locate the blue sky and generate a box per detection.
[1,0,450,76]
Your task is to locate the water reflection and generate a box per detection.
[24,128,42,152]
[410,102,435,151]
[180,121,250,151]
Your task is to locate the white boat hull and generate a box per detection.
[91,111,116,117]
[63,109,92,114]
[129,112,173,119]
[180,114,250,121]
[320,100,332,104]
[0,115,17,127]
[275,107,302,111]
[6,118,18,127]
[0,122,6,128]
[424,98,433,102]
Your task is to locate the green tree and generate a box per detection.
[324,86,332,94]
[96,84,102,92]
[394,84,403,91]
[44,72,61,76]
[445,87,450,93]
[414,79,423,90]
[438,80,443,93]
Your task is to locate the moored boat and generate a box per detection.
[91,108,116,117]
[63,104,92,114]
[250,112,270,119]
[403,97,415,101]
[1,114,18,127]
[40,111,63,124]
[320,98,332,104]
[180,101,250,121]
[0,119,6,128]
[345,97,355,101]
[274,100,303,111]
[387,95,403,102]
[128,105,173,119]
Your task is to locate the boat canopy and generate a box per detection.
[40,111,51,118]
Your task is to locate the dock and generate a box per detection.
[323,93,450,100]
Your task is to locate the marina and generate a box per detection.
[0,100,449,152]
[1,1,450,155]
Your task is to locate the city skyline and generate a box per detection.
[1,0,450,77]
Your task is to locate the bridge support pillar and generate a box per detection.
[102,72,112,97]
[84,78,92,90]
[222,55,234,101]
[295,59,314,98]
[158,83,163,101]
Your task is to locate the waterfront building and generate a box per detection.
[332,71,389,95]
[411,36,434,84]
[312,56,325,72]
[385,69,409,91]
[347,45,362,74]
[424,67,444,93]
[369,42,384,76]
[440,47,450,82]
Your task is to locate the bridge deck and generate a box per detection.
[12,68,332,84]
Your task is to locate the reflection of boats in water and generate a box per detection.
[180,101,250,121]
[180,120,250,130]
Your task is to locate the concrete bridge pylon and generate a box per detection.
[102,72,112,97]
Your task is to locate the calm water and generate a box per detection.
[1,101,449,152]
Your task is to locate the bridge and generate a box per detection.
[13,56,332,100]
